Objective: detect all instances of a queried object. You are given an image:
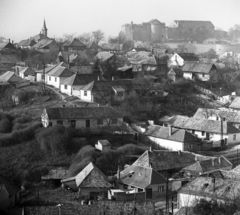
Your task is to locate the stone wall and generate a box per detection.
[24,200,159,215]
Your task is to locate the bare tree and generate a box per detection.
[63,33,76,42]
[92,30,105,44]
[78,33,93,46]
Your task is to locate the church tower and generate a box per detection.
[41,19,48,38]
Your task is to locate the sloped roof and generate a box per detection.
[178,53,199,62]
[33,39,56,49]
[45,106,122,119]
[62,162,112,188]
[47,63,74,77]
[119,165,166,189]
[178,176,240,201]
[159,115,189,128]
[128,51,156,65]
[183,156,232,174]
[173,20,214,28]
[99,140,111,146]
[0,174,20,196]
[41,167,68,180]
[182,62,216,74]
[62,38,86,47]
[117,65,132,72]
[0,42,8,50]
[179,118,240,134]
[0,71,24,83]
[18,39,36,47]
[96,52,114,62]
[19,67,36,76]
[229,97,240,109]
[149,19,163,25]
[193,108,240,123]
[168,68,176,75]
[145,125,201,143]
[60,74,98,86]
[132,150,210,172]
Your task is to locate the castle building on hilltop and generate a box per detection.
[122,19,226,43]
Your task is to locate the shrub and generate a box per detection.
[0,112,13,133]
[13,115,32,124]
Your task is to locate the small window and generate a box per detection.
[57,120,63,125]
[49,122,52,127]
[97,119,103,125]
[64,85,67,90]
[70,120,76,127]
[158,186,165,192]
[112,118,118,125]
[188,144,193,149]
[202,131,205,136]
[49,77,51,81]
[117,92,124,97]
[55,77,57,82]
[233,134,237,141]
[84,91,87,96]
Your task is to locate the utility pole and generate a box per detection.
[220,117,224,149]
[165,173,169,213]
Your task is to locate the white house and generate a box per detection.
[171,117,240,146]
[45,63,74,88]
[145,125,205,152]
[168,53,184,68]
[182,62,218,81]
[41,106,123,129]
[19,67,36,82]
[95,140,111,151]
[60,74,98,97]
[35,64,56,82]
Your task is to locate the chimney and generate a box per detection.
[149,146,152,152]
[117,166,120,180]
[9,38,10,43]
[12,40,14,44]
[212,158,215,166]
[169,125,172,136]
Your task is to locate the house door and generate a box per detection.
[146,188,152,199]
[86,120,90,128]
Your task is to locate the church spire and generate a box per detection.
[42,19,48,38]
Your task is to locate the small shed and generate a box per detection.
[95,140,111,151]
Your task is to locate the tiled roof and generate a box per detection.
[160,115,189,127]
[229,97,240,109]
[45,106,122,119]
[203,169,240,181]
[119,165,166,189]
[47,63,74,77]
[18,39,36,47]
[60,74,98,86]
[33,39,56,49]
[178,176,240,201]
[193,108,240,123]
[128,51,156,65]
[182,62,216,74]
[145,125,201,143]
[0,71,23,83]
[99,140,111,146]
[178,118,240,134]
[178,53,199,62]
[19,67,36,76]
[61,162,112,188]
[0,174,20,196]
[41,167,68,180]
[132,150,210,172]
[62,38,86,47]
[96,52,114,62]
[183,156,232,174]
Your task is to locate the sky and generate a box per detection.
[0,0,239,43]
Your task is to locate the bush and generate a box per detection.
[0,112,13,133]
[13,115,32,124]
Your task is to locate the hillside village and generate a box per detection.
[1,18,240,215]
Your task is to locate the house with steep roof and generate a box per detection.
[182,62,218,81]
[60,74,98,96]
[132,150,210,177]
[167,68,176,82]
[0,40,16,52]
[177,176,240,208]
[18,39,36,49]
[0,71,24,84]
[172,117,240,146]
[19,67,36,82]
[96,51,115,62]
[0,174,20,210]
[117,164,167,200]
[45,63,74,88]
[87,41,102,52]
[33,39,59,53]
[41,106,123,128]
[145,125,207,152]
[62,38,86,51]
[229,97,240,111]
[178,53,199,63]
[95,140,111,151]
[61,162,112,200]
[193,108,240,129]
[168,53,184,68]
[182,156,232,177]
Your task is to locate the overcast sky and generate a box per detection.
[0,0,239,42]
